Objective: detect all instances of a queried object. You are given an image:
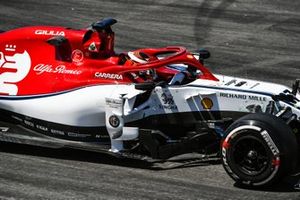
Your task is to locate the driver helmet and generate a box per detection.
[126,51,156,81]
[127,51,150,64]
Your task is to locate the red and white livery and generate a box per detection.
[0,18,299,188]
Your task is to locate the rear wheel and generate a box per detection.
[221,113,298,187]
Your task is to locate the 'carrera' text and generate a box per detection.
[95,72,123,80]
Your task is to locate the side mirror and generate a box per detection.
[91,18,117,31]
[197,49,210,64]
[292,79,300,95]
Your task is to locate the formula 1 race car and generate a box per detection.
[0,18,299,187]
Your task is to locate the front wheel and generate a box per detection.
[221,113,298,187]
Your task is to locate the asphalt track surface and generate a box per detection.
[0,0,300,199]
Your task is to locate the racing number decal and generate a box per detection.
[0,47,31,95]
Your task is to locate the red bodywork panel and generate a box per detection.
[0,25,218,96]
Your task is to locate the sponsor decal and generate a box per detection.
[71,49,84,63]
[50,129,65,136]
[159,93,178,110]
[36,124,48,132]
[34,64,82,75]
[201,97,213,109]
[88,42,98,52]
[225,80,247,87]
[220,92,247,100]
[235,81,247,87]
[0,46,31,95]
[24,119,34,127]
[225,79,237,86]
[248,95,267,101]
[35,30,65,36]
[67,132,91,138]
[105,98,123,109]
[95,72,123,80]
[219,92,267,101]
[161,93,174,105]
[260,130,280,156]
[6,111,109,141]
[5,44,16,52]
[109,115,120,128]
[95,134,110,139]
[0,127,9,132]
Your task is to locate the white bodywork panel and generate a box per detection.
[0,75,299,152]
[0,75,299,127]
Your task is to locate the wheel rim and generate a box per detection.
[232,135,271,176]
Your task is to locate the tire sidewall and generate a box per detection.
[222,113,298,187]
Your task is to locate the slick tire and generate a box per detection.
[221,113,298,187]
